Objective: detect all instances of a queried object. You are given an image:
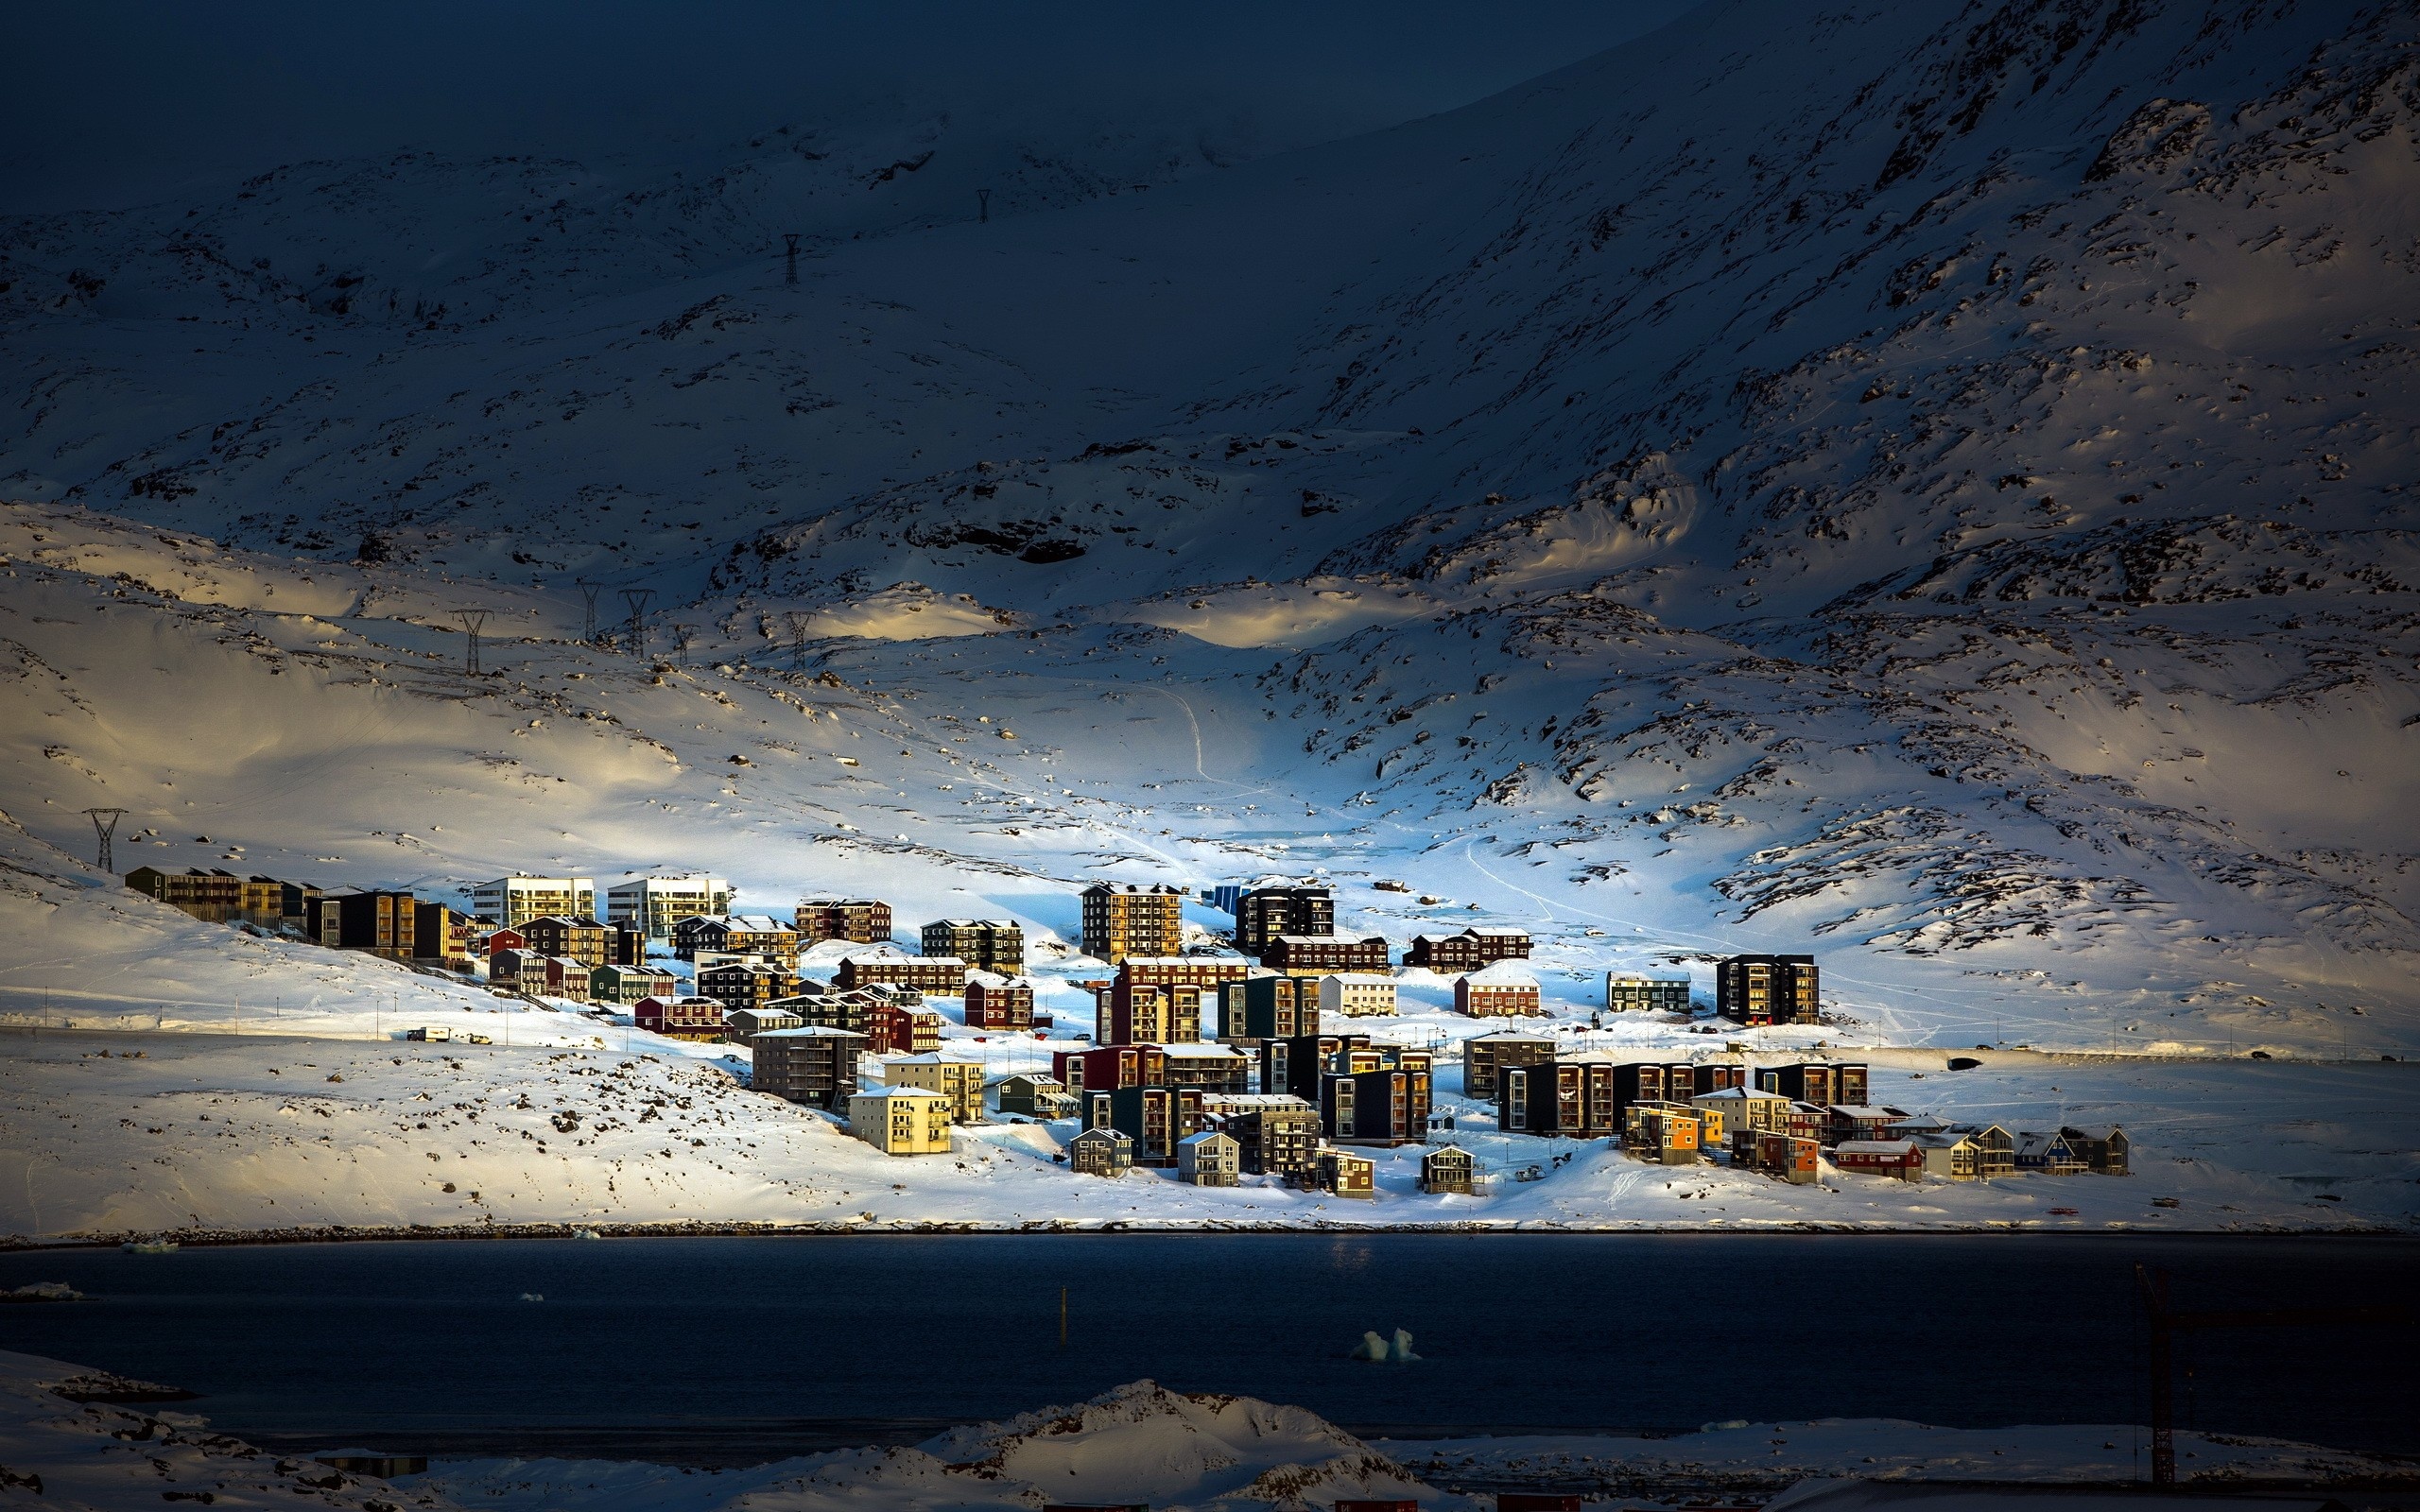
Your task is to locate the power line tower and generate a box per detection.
[977,189,991,223]
[784,232,801,286]
[83,808,126,872]
[619,589,656,659]
[784,610,811,668]
[455,609,491,675]
[670,623,697,665]
[575,579,602,644]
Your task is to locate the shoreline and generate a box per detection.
[6,1217,2412,1250]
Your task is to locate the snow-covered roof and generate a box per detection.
[724,915,792,933]
[1177,1130,1236,1148]
[1463,1027,1556,1042]
[850,1085,947,1102]
[1835,1139,1919,1155]
[1320,972,1395,987]
[1070,1125,1132,1143]
[1692,1086,1789,1102]
[1828,1105,1905,1119]
[885,1051,984,1066]
[1272,933,1385,947]
[1606,971,1692,982]
[1460,961,1540,986]
[752,1025,866,1040]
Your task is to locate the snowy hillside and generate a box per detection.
[2,0,2417,1065]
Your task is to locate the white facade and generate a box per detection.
[471,875,596,928]
[607,876,734,937]
[1319,972,1399,1018]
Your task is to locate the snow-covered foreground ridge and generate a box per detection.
[0,1352,2408,1512]
[1,0,2417,1048]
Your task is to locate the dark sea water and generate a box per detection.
[1,1234,2411,1462]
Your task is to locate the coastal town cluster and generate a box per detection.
[122,866,2129,1197]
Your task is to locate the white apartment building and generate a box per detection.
[1319,972,1399,1018]
[470,875,596,928]
[606,875,734,938]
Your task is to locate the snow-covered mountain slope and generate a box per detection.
[2,0,2417,1049]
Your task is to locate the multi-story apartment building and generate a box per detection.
[882,1052,987,1124]
[1690,1085,1794,1138]
[678,915,798,960]
[1080,882,1184,962]
[1322,1064,1430,1146]
[721,1005,804,1040]
[962,971,1035,1031]
[1500,1060,1623,1137]
[635,993,727,1038]
[1152,1041,1253,1094]
[1318,973,1396,1019]
[470,876,596,929]
[1098,978,1208,1045]
[794,896,893,946]
[1717,954,1822,1025]
[1202,1093,1322,1179]
[696,961,803,1013]
[1084,1084,1203,1166]
[1456,962,1542,1017]
[1052,1044,1169,1095]
[1260,1033,1372,1100]
[751,1025,866,1108]
[412,902,478,970]
[606,876,733,939]
[863,1002,945,1056]
[849,1086,953,1154]
[1405,926,1532,971]
[834,953,967,996]
[521,915,614,967]
[1219,973,1321,1043]
[920,919,1026,974]
[317,890,419,961]
[590,963,677,1007]
[130,867,319,928]
[1233,885,1335,955]
[1606,972,1694,1014]
[1119,956,1253,990]
[1754,1061,1870,1108]
[1462,1028,1556,1100]
[1262,933,1390,976]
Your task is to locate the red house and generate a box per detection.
[477,926,527,957]
[1831,1139,1924,1181]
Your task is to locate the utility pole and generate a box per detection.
[575,579,602,644]
[784,232,801,286]
[456,610,491,676]
[619,589,656,659]
[2135,1264,2405,1485]
[83,808,126,872]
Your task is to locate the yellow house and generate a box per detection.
[882,1052,988,1124]
[848,1087,954,1155]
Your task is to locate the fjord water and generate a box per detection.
[2,1234,2411,1460]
